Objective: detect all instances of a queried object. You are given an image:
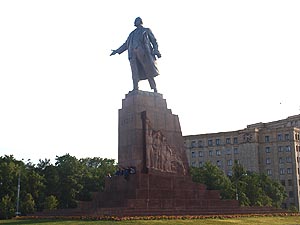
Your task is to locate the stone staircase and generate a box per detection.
[32,172,287,217]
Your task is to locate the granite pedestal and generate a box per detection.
[95,90,240,216]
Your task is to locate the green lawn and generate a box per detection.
[0,216,300,225]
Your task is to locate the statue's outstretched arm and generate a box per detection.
[110,42,127,56]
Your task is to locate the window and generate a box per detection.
[278,146,284,152]
[286,146,291,152]
[280,168,285,175]
[286,157,292,163]
[217,160,222,167]
[226,138,231,144]
[198,140,203,148]
[281,180,285,186]
[209,150,213,156]
[226,149,231,155]
[199,151,203,157]
[285,134,290,141]
[216,150,221,156]
[191,141,196,148]
[267,169,272,175]
[227,159,233,166]
[199,161,203,167]
[266,158,271,164]
[234,148,238,154]
[227,171,232,176]
[265,147,271,153]
[191,161,196,167]
[288,179,292,186]
[265,136,270,142]
[287,168,292,174]
[233,137,238,144]
[216,139,221,146]
[279,157,284,164]
[289,191,294,198]
[208,139,213,146]
[191,152,196,158]
[278,134,283,141]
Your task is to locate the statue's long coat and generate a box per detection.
[116,26,159,81]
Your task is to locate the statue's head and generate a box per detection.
[134,17,143,27]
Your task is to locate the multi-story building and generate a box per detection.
[184,114,300,210]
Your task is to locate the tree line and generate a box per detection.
[190,161,287,208]
[0,154,116,219]
[0,154,288,219]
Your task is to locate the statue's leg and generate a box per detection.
[129,58,139,91]
[148,77,157,92]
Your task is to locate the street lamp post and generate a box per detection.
[15,170,21,216]
[235,182,238,200]
[235,173,247,201]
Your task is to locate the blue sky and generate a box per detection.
[0,0,299,163]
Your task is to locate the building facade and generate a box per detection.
[184,114,300,210]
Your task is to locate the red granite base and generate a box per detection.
[32,172,286,217]
[91,171,240,216]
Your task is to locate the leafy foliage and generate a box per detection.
[44,195,59,210]
[0,154,116,218]
[190,162,235,199]
[78,157,116,201]
[20,193,35,215]
[0,195,15,219]
[190,161,287,208]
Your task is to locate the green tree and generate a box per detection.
[0,154,118,213]
[37,155,116,209]
[23,162,45,211]
[231,161,250,206]
[0,155,21,202]
[252,173,286,208]
[55,154,84,208]
[41,164,59,197]
[0,155,25,218]
[44,195,59,210]
[36,159,59,211]
[80,158,116,188]
[190,162,234,199]
[0,195,15,219]
[20,193,35,215]
[232,161,287,208]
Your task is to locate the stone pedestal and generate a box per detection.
[96,172,240,216]
[118,90,189,175]
[95,90,241,216]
